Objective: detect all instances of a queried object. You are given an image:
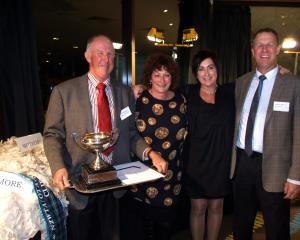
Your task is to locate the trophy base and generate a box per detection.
[78,176,122,190]
[81,164,120,189]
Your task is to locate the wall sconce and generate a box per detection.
[282,37,297,49]
[147,27,198,49]
[147,27,165,43]
[112,42,123,50]
[182,28,198,43]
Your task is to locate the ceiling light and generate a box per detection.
[282,37,297,49]
[163,9,168,13]
[52,37,60,41]
[169,23,173,26]
[112,42,123,49]
[73,45,79,49]
[182,28,198,43]
[147,27,164,43]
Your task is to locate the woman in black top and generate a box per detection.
[183,50,234,240]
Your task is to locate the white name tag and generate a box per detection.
[16,133,43,152]
[273,101,290,112]
[120,106,132,120]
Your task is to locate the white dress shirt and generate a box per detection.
[236,65,300,185]
[88,72,115,163]
[237,66,277,152]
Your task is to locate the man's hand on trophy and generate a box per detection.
[53,168,70,192]
[149,150,168,174]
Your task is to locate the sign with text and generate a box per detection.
[16,133,43,152]
[0,171,34,194]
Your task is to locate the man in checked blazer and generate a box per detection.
[230,28,300,240]
[43,35,167,240]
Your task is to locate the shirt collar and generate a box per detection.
[255,65,279,81]
[88,72,111,88]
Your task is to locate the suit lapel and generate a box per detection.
[236,72,255,125]
[110,81,120,129]
[77,75,93,133]
[265,73,285,124]
[239,73,254,109]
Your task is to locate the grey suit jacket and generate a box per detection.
[230,71,300,192]
[43,74,148,209]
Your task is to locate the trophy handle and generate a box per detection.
[72,132,89,150]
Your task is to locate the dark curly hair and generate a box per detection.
[191,49,218,80]
[142,53,179,90]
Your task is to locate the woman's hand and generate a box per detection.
[149,151,168,174]
[279,65,291,75]
[132,84,146,99]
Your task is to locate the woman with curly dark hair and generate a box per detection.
[120,53,188,240]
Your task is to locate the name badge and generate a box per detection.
[273,101,290,112]
[120,106,132,120]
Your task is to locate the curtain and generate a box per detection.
[0,0,44,140]
[177,1,252,85]
[211,5,252,84]
[177,0,211,84]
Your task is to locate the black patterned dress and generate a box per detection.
[129,90,188,208]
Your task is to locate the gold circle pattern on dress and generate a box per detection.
[148,117,157,126]
[169,101,177,109]
[152,104,164,115]
[144,136,152,145]
[180,103,186,114]
[170,115,180,124]
[173,184,181,195]
[155,127,169,139]
[163,170,173,181]
[162,141,171,149]
[176,128,186,140]
[164,184,171,191]
[168,150,177,160]
[164,198,173,206]
[142,97,149,104]
[146,187,159,199]
[136,119,146,132]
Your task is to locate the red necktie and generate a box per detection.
[97,83,112,155]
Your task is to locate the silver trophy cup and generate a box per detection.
[72,129,120,189]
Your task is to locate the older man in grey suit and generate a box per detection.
[231,28,300,240]
[43,35,167,240]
